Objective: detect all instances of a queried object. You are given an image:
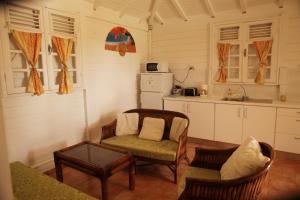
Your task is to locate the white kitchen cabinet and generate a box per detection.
[164,100,215,140]
[215,104,276,145]
[275,108,300,154]
[242,106,276,145]
[215,104,243,144]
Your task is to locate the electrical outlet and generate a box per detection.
[188,66,195,71]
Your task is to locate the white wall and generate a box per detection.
[151,0,300,101]
[0,0,148,171]
[151,16,210,88]
[0,29,13,200]
[82,17,148,142]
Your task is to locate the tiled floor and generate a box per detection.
[46,141,300,200]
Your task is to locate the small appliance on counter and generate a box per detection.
[183,87,198,96]
[199,84,208,96]
[172,85,182,96]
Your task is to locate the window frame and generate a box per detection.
[1,2,81,96]
[212,18,279,85]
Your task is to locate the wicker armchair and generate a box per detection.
[178,142,274,200]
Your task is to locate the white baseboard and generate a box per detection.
[31,158,55,173]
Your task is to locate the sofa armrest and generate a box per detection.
[190,146,238,170]
[179,171,268,200]
[176,127,189,164]
[100,119,117,142]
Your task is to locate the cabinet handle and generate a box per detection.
[296,112,300,114]
[243,108,247,118]
[296,120,300,122]
[294,137,300,140]
[237,108,241,118]
[244,49,247,57]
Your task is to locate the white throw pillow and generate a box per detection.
[169,117,188,142]
[220,136,270,180]
[139,117,165,141]
[116,113,139,136]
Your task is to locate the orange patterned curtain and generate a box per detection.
[216,43,232,82]
[52,36,74,94]
[253,40,273,84]
[11,30,44,95]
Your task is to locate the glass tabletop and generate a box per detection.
[60,143,128,168]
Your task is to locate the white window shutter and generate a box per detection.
[6,4,41,31]
[50,12,76,37]
[249,23,272,39]
[219,26,240,41]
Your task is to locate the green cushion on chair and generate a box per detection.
[178,166,221,198]
[101,135,178,161]
[10,161,96,200]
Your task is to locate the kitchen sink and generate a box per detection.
[221,97,273,104]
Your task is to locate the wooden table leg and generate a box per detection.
[129,160,135,190]
[54,155,63,182]
[101,177,108,200]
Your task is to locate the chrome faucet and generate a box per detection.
[239,85,249,100]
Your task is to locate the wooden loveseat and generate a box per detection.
[100,108,190,183]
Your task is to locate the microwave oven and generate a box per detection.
[145,61,169,72]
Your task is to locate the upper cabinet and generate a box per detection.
[212,19,279,84]
[1,2,81,95]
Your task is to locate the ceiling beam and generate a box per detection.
[277,0,284,8]
[119,0,138,18]
[93,0,101,11]
[139,12,151,23]
[169,0,188,21]
[154,12,164,25]
[148,0,162,25]
[203,0,215,18]
[239,0,247,14]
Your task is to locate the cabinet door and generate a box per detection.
[242,106,276,145]
[215,104,243,144]
[164,100,186,113]
[187,102,214,140]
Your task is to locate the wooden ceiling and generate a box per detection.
[89,0,284,25]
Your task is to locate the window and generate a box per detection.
[212,19,278,84]
[47,9,80,90]
[2,2,80,95]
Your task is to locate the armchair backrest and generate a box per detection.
[125,109,189,139]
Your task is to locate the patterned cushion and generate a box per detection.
[10,161,96,200]
[102,135,178,161]
[178,166,220,198]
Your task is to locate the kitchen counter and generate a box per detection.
[164,95,300,109]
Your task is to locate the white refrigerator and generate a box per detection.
[140,73,173,110]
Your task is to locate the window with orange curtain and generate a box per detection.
[51,36,74,94]
[2,2,80,95]
[213,20,278,84]
[9,30,45,96]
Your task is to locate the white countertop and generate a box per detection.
[163,95,300,109]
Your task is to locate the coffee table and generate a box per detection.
[53,141,135,200]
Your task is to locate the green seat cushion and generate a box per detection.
[178,166,221,198]
[102,135,178,161]
[10,161,96,200]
